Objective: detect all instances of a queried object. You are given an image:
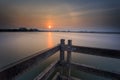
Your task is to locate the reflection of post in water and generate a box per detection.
[48,32,53,48]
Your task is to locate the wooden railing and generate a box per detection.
[0,39,120,80]
[0,45,60,80]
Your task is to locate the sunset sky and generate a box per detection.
[0,0,120,31]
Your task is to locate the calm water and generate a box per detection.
[0,32,120,80]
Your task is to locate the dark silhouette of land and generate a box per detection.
[0,28,120,34]
[0,28,39,32]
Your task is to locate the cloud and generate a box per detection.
[0,0,119,30]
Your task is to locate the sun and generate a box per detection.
[48,25,51,29]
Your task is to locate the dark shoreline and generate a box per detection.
[0,30,120,34]
[0,28,120,34]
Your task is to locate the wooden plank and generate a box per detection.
[52,72,60,80]
[59,75,81,80]
[0,45,60,80]
[66,40,72,79]
[60,39,65,63]
[71,77,81,80]
[60,39,65,76]
[71,62,120,80]
[34,60,59,80]
[70,45,120,59]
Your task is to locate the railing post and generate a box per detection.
[59,39,65,79]
[60,39,65,63]
[67,40,72,80]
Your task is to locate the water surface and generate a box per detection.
[0,32,120,80]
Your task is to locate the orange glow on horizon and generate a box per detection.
[48,25,51,29]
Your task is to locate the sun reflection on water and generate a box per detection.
[47,32,53,48]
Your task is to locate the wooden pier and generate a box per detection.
[0,39,120,80]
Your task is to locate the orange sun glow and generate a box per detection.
[48,25,51,29]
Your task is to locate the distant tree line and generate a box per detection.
[0,28,119,34]
[0,28,39,32]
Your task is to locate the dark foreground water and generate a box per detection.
[0,32,120,80]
